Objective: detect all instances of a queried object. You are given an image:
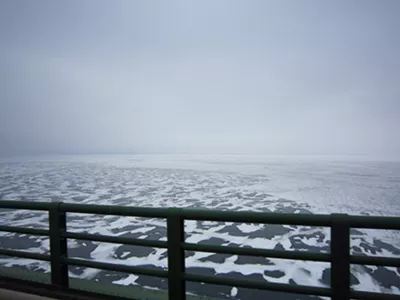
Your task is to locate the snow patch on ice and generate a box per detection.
[113,274,139,286]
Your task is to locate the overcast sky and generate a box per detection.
[0,1,399,157]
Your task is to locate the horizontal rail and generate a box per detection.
[351,290,400,300]
[64,232,168,248]
[66,258,168,278]
[350,255,400,267]
[349,216,400,230]
[184,242,332,262]
[1,200,400,229]
[0,200,51,211]
[182,209,332,226]
[0,226,49,236]
[0,248,51,261]
[60,203,169,218]
[185,273,332,297]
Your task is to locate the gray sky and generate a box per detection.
[1,1,399,157]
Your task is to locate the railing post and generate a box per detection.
[167,208,185,300]
[49,202,68,287]
[331,214,350,300]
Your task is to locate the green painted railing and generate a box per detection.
[0,200,399,300]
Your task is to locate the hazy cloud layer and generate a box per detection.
[1,1,399,157]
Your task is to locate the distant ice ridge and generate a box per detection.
[0,155,399,299]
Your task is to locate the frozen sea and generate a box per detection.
[0,155,399,299]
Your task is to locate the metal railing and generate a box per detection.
[0,200,399,300]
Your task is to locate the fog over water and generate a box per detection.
[1,1,400,158]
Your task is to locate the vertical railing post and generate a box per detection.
[49,202,68,287]
[331,214,350,300]
[167,208,185,300]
